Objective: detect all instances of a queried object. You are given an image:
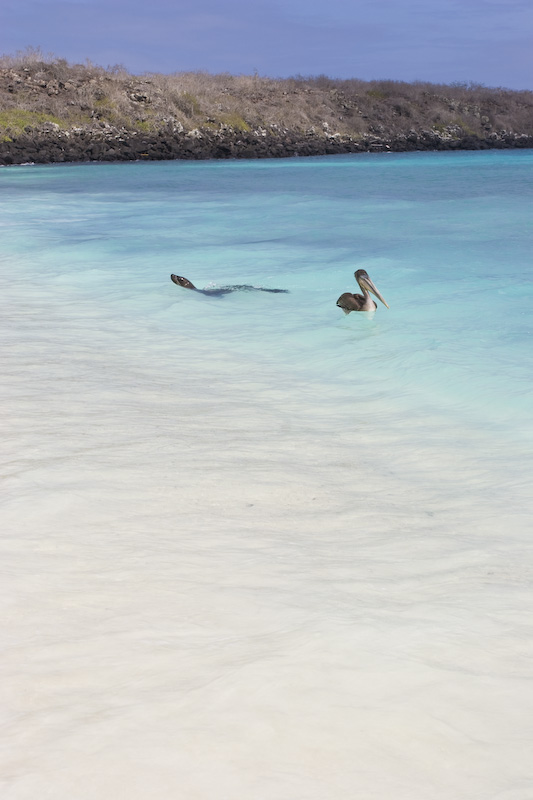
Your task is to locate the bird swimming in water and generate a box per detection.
[336,269,390,313]
[171,274,288,296]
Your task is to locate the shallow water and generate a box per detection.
[1,151,533,799]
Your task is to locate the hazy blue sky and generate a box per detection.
[3,0,532,89]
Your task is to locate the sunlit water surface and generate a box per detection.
[1,151,532,799]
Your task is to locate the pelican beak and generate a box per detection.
[359,274,390,308]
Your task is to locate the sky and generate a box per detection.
[3,0,532,89]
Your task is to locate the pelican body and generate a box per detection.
[336,269,389,314]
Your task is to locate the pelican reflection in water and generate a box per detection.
[336,269,390,314]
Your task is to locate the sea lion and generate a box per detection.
[171,274,288,296]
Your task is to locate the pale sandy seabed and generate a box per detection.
[1,275,532,800]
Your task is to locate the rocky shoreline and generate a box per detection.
[2,58,532,166]
[1,121,532,166]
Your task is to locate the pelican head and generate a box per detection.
[355,269,389,308]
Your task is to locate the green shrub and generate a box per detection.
[453,118,478,136]
[218,113,250,131]
[175,92,200,116]
[0,109,65,133]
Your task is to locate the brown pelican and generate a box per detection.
[336,269,390,313]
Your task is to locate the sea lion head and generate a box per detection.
[171,274,196,290]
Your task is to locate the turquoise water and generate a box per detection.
[2,151,533,798]
[3,151,532,459]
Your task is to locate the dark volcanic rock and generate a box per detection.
[1,123,532,166]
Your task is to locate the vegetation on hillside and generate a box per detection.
[1,48,532,146]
